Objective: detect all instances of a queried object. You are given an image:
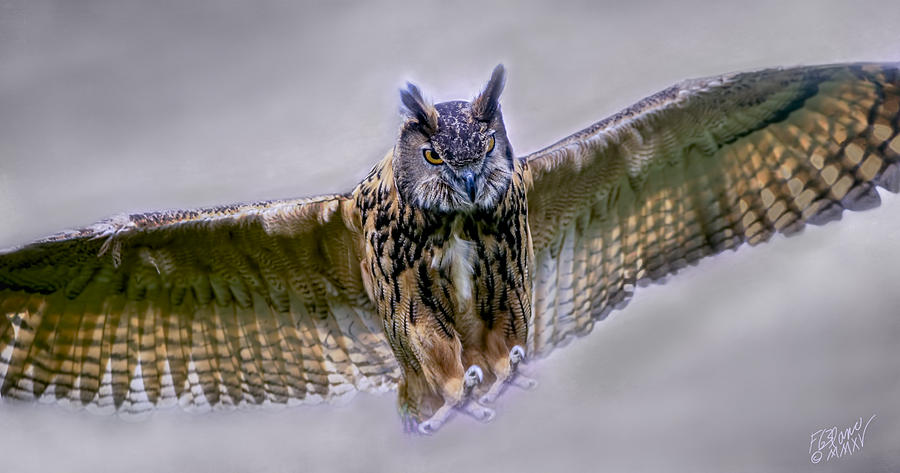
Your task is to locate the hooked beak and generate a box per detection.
[462,170,477,202]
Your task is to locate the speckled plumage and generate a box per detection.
[356,147,531,422]
[2,62,900,432]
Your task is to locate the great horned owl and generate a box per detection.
[1,62,899,434]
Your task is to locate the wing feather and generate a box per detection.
[0,195,400,413]
[525,62,900,358]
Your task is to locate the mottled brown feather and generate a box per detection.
[525,62,900,357]
[0,196,399,413]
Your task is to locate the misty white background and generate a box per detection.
[1,1,899,472]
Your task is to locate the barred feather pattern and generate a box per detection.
[0,196,399,415]
[525,62,900,357]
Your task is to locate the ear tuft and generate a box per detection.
[400,82,439,134]
[472,64,506,121]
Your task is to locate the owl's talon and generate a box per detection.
[509,345,526,365]
[479,345,532,404]
[460,400,495,423]
[464,365,484,390]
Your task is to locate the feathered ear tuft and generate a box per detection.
[472,64,506,121]
[400,82,439,134]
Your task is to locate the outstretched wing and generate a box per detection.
[524,62,900,358]
[0,196,399,415]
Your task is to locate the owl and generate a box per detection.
[1,62,899,434]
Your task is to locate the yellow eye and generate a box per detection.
[423,148,443,165]
[486,135,496,154]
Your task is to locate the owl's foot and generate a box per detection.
[478,345,532,404]
[417,403,455,435]
[459,399,495,422]
[417,364,486,435]
[416,399,495,434]
[463,364,484,394]
[509,345,526,367]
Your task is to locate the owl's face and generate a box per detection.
[393,66,514,214]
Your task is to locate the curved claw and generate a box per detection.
[464,365,484,389]
[510,345,526,365]
[479,346,534,404]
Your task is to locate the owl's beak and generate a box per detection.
[462,170,477,202]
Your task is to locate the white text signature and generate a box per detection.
[809,414,876,464]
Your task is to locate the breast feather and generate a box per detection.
[432,222,475,312]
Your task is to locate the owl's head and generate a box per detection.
[393,65,514,214]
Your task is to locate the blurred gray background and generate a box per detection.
[1,1,899,472]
